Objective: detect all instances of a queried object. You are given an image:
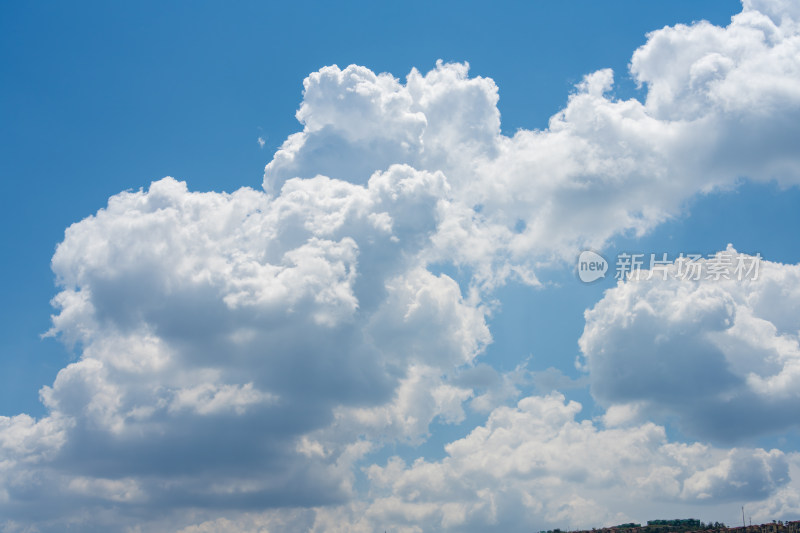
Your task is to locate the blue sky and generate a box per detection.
[2,1,800,531]
[0,0,743,417]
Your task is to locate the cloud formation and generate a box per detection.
[346,394,787,533]
[580,247,800,443]
[265,0,800,287]
[171,394,791,533]
[0,170,490,530]
[2,0,800,531]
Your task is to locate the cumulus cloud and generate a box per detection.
[0,168,490,530]
[2,0,800,530]
[173,394,790,533]
[265,1,800,288]
[580,247,800,442]
[750,454,800,523]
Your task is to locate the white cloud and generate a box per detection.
[0,167,490,530]
[326,394,788,532]
[3,0,800,530]
[175,394,791,533]
[263,2,800,289]
[750,453,800,523]
[326,363,474,447]
[580,248,800,442]
[168,382,276,416]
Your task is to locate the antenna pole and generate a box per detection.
[742,506,746,528]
